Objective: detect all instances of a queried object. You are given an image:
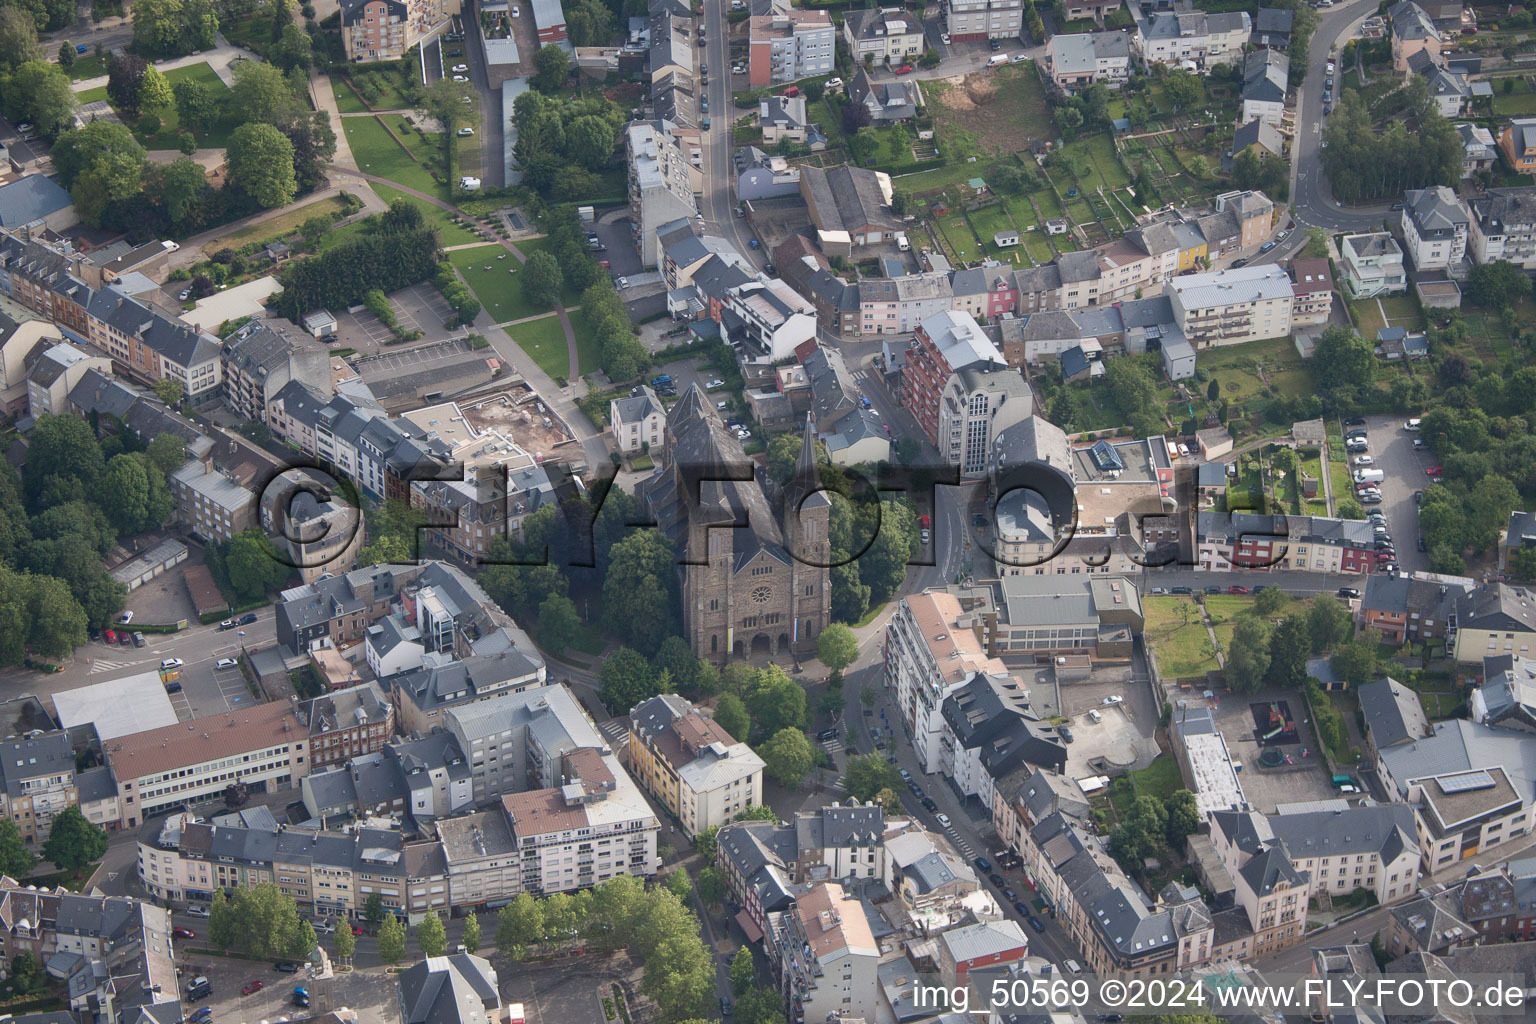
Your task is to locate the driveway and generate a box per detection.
[589,218,642,277]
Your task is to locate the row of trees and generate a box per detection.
[496,876,716,1021]
[1221,588,1370,693]
[272,200,439,319]
[209,884,318,960]
[1320,77,1462,202]
[0,807,110,878]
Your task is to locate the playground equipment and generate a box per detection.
[1259,701,1295,741]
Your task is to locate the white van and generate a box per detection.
[896,232,910,251]
[1353,468,1385,484]
[987,53,1009,67]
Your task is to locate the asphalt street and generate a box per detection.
[1288,0,1397,232]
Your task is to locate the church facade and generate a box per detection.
[639,387,832,662]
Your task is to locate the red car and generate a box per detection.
[351,923,364,936]
[1426,466,1444,476]
[1227,585,1248,594]
[173,927,195,939]
[782,85,800,97]
[242,981,264,996]
[895,64,914,74]
[103,628,117,643]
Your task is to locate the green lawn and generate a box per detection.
[134,63,235,150]
[76,84,108,105]
[567,308,601,376]
[450,244,561,324]
[332,77,373,115]
[511,236,584,306]
[504,313,572,379]
[1144,596,1218,680]
[1106,755,1184,818]
[343,115,444,197]
[67,53,109,81]
[369,183,481,245]
[1083,132,1131,188]
[210,194,353,253]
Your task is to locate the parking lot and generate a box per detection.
[1348,414,1431,574]
[332,284,460,354]
[1061,676,1160,778]
[587,217,643,278]
[178,954,399,1022]
[363,336,477,377]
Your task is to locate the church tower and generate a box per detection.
[785,413,832,651]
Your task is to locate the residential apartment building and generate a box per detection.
[83,285,222,399]
[1402,185,1470,273]
[1220,806,1421,907]
[0,719,79,842]
[1389,0,1441,70]
[1450,582,1536,663]
[1499,119,1536,177]
[942,0,1023,42]
[885,591,1009,774]
[939,672,1065,805]
[885,826,981,929]
[628,694,765,836]
[24,342,110,418]
[1458,122,1497,178]
[0,294,62,416]
[842,7,925,63]
[169,456,259,545]
[1206,810,1310,958]
[627,122,699,268]
[900,309,1007,449]
[856,272,954,336]
[772,882,880,1022]
[1288,258,1335,327]
[444,683,602,804]
[610,385,666,453]
[948,265,1019,321]
[297,682,395,770]
[1197,511,1380,575]
[1166,265,1294,347]
[1377,720,1536,870]
[1357,572,1470,645]
[1045,30,1132,91]
[138,812,450,922]
[299,729,473,823]
[339,0,459,61]
[1340,232,1408,296]
[1467,186,1536,269]
[935,363,1033,476]
[1240,49,1287,126]
[1133,10,1251,69]
[724,277,818,362]
[106,701,309,829]
[221,318,331,424]
[747,10,835,87]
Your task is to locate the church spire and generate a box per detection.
[795,410,818,482]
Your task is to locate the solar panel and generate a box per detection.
[1438,770,1496,794]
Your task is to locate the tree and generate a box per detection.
[1225,615,1272,693]
[40,805,107,875]
[698,866,728,908]
[416,909,446,957]
[1331,634,1379,687]
[140,66,173,115]
[376,912,406,964]
[598,646,656,712]
[602,530,678,653]
[1266,615,1310,687]
[665,869,693,900]
[521,250,564,310]
[1165,790,1200,846]
[227,122,297,207]
[1253,585,1290,617]
[1058,106,1083,131]
[533,43,571,92]
[333,919,355,960]
[461,910,482,953]
[0,818,36,878]
[536,593,582,652]
[497,894,543,958]
[150,376,185,409]
[230,59,298,126]
[759,728,814,789]
[817,622,859,672]
[363,892,386,928]
[0,7,40,72]
[51,120,147,210]
[131,0,219,57]
[5,61,78,137]
[842,99,871,134]
[224,529,291,600]
[730,945,755,995]
[1467,260,1532,309]
[1163,69,1205,110]
[714,692,750,742]
[291,919,318,960]
[174,78,218,137]
[567,113,616,169]
[746,666,806,741]
[1312,327,1377,401]
[844,753,901,802]
[107,53,149,114]
[57,40,75,72]
[1307,596,1354,653]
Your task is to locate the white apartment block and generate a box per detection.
[1340,233,1408,297]
[1166,265,1294,347]
[747,11,835,87]
[884,592,1008,774]
[842,7,926,63]
[1467,187,1536,270]
[1401,186,1470,273]
[1133,10,1250,69]
[724,278,818,362]
[627,122,699,268]
[774,883,881,1023]
[444,684,602,804]
[936,365,1033,476]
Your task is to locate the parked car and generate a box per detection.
[1426,466,1444,476]
[173,927,195,939]
[216,657,238,669]
[895,64,913,74]
[274,962,300,974]
[1337,587,1360,599]
[974,856,992,872]
[219,619,236,630]
[1353,455,1374,466]
[1231,258,1248,268]
[1344,416,1366,426]
[457,127,475,136]
[1405,418,1422,431]
[187,904,210,918]
[1059,725,1074,743]
[1013,901,1031,916]
[989,872,1005,886]
[1027,915,1046,933]
[920,797,937,811]
[104,628,117,643]
[451,75,468,82]
[451,63,468,72]
[1261,241,1276,252]
[239,613,258,625]
[160,658,183,670]
[242,981,264,996]
[1103,695,1123,705]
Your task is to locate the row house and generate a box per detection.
[1468,186,1536,269]
[299,729,474,823]
[1240,49,1288,126]
[1357,571,1471,644]
[1197,511,1381,574]
[1133,9,1251,70]
[1458,122,1498,179]
[949,265,1019,320]
[856,272,953,336]
[298,682,395,770]
[884,824,981,929]
[1288,258,1335,327]
[221,318,331,424]
[1206,811,1310,958]
[138,812,449,923]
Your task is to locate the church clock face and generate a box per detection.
[752,585,773,605]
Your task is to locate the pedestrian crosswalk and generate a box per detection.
[599,718,630,751]
[819,736,845,757]
[945,829,974,858]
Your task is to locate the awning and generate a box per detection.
[736,909,764,943]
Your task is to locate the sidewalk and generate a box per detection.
[70,40,249,92]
